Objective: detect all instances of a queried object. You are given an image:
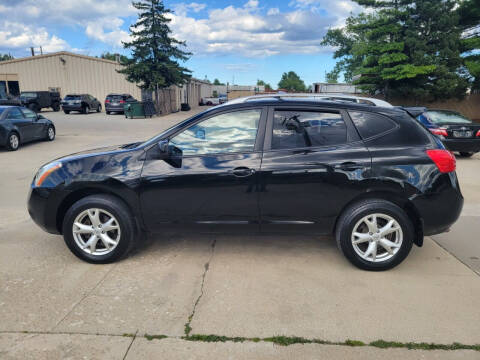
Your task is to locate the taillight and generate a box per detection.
[120,100,125,104]
[429,128,448,137]
[426,149,456,173]
[476,130,480,137]
[105,99,110,103]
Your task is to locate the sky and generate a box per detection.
[0,0,364,87]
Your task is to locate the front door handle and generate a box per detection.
[230,167,255,177]
[334,162,364,171]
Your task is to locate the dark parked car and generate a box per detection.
[28,99,462,270]
[407,107,480,157]
[105,93,136,114]
[19,91,61,112]
[0,92,21,106]
[61,94,102,114]
[0,106,55,151]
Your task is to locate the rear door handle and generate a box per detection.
[229,167,255,177]
[334,162,364,171]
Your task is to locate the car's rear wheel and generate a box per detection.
[62,195,138,263]
[7,132,20,151]
[82,105,89,114]
[459,152,474,158]
[64,110,70,114]
[52,102,60,112]
[336,199,413,271]
[45,126,55,141]
[96,105,101,113]
[106,111,110,115]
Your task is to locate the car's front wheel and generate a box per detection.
[459,152,474,158]
[336,199,413,271]
[62,195,138,263]
[45,126,55,141]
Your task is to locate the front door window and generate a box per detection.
[170,109,261,156]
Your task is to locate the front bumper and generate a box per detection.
[28,186,62,234]
[443,139,480,153]
[61,105,83,112]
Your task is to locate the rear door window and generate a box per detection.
[271,110,347,150]
[349,111,397,139]
[7,108,24,120]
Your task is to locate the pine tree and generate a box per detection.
[119,0,192,106]
[459,0,480,91]
[322,0,469,101]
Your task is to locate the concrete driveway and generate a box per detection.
[0,109,479,359]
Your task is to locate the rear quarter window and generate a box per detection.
[349,111,398,139]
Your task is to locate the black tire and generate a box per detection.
[64,110,70,114]
[335,199,414,271]
[6,132,20,151]
[45,125,55,141]
[96,105,101,113]
[52,102,60,112]
[62,194,138,264]
[82,105,89,114]
[28,103,39,113]
[459,152,474,158]
[106,111,110,115]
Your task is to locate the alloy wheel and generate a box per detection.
[48,127,55,140]
[351,213,403,263]
[9,134,19,149]
[72,208,121,255]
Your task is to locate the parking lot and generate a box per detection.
[1,109,480,359]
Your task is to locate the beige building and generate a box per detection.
[0,51,210,114]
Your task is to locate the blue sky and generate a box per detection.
[0,0,363,87]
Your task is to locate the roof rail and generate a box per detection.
[225,93,393,107]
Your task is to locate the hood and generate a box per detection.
[54,142,144,163]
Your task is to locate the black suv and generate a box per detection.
[61,94,102,114]
[19,91,61,112]
[27,99,462,270]
[105,93,136,114]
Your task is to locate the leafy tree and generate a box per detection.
[213,78,225,85]
[100,52,129,63]
[278,71,306,92]
[458,0,480,91]
[322,0,469,101]
[119,0,192,105]
[325,66,341,83]
[257,79,273,90]
[0,53,14,62]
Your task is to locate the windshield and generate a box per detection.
[20,92,37,98]
[64,95,81,100]
[428,111,472,124]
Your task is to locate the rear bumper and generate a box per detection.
[443,139,480,153]
[412,172,463,236]
[61,105,83,112]
[105,105,125,112]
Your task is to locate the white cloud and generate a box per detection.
[292,0,362,25]
[174,2,207,17]
[0,21,69,53]
[167,3,337,57]
[85,17,130,48]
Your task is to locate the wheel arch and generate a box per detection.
[334,191,424,247]
[56,187,142,235]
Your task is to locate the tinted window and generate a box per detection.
[7,108,23,119]
[64,95,81,100]
[170,109,261,156]
[22,108,37,120]
[272,110,347,150]
[349,111,397,139]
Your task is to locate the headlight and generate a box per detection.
[34,162,62,187]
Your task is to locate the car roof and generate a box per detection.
[0,105,20,109]
[214,98,404,115]
[226,93,393,107]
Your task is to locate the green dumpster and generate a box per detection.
[124,102,145,119]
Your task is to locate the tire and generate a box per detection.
[96,105,101,113]
[28,103,38,113]
[82,105,89,114]
[7,132,20,151]
[335,199,414,271]
[62,194,138,264]
[45,125,55,141]
[106,111,110,115]
[52,102,60,112]
[64,110,70,114]
[459,152,474,158]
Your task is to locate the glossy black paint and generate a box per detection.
[28,100,463,247]
[0,105,55,148]
[61,94,101,113]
